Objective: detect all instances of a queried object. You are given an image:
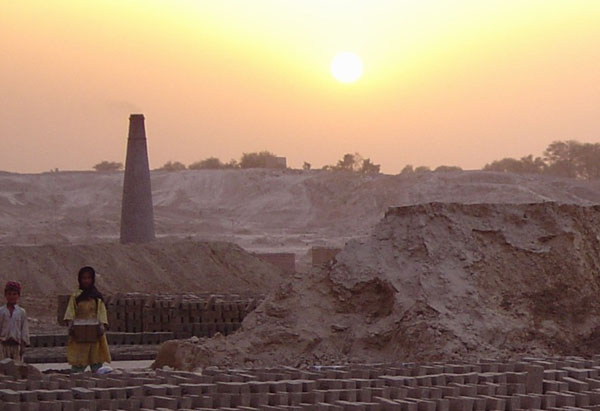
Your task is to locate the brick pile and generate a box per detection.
[4,356,600,410]
[55,293,262,336]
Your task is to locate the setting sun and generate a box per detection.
[330,52,363,83]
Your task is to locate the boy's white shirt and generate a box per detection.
[0,304,30,345]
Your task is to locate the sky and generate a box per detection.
[1,0,599,174]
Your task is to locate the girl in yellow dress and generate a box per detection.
[63,266,111,372]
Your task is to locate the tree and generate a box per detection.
[414,166,431,173]
[239,151,284,169]
[158,161,186,171]
[359,158,380,174]
[302,162,311,170]
[483,155,545,174]
[334,153,363,171]
[399,165,414,176]
[543,140,600,179]
[189,157,224,170]
[93,161,123,172]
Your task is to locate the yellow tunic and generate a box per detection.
[63,291,111,367]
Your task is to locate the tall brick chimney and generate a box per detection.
[120,114,155,244]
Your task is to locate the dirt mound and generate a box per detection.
[0,241,284,322]
[157,202,600,370]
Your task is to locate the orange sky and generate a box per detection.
[1,1,599,173]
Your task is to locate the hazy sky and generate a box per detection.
[2,1,599,173]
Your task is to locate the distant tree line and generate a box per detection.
[483,140,600,179]
[92,139,599,179]
[92,151,382,174]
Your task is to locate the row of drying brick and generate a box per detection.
[56,294,261,334]
[4,356,600,410]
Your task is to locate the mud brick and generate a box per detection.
[435,398,449,411]
[479,364,499,373]
[543,369,557,380]
[54,389,73,400]
[571,390,591,407]
[90,387,112,400]
[563,376,589,392]
[124,385,144,397]
[38,401,61,411]
[290,392,304,406]
[37,389,60,401]
[543,379,559,392]
[118,398,142,410]
[358,388,373,403]
[415,399,437,411]
[588,390,600,405]
[395,399,418,411]
[390,387,408,399]
[174,396,193,409]
[338,389,357,402]
[371,387,392,399]
[496,394,520,411]
[477,395,504,410]
[548,390,575,407]
[213,393,232,408]
[247,381,269,393]
[160,383,180,396]
[564,367,589,379]
[269,392,290,405]
[506,383,525,395]
[302,391,326,404]
[469,396,486,411]
[286,381,304,393]
[19,390,39,402]
[440,386,461,397]
[447,396,474,411]
[445,375,465,385]
[451,384,477,397]
[539,392,555,409]
[269,381,289,392]
[59,401,75,411]
[334,400,365,410]
[107,387,126,399]
[142,384,168,396]
[5,381,27,391]
[0,388,20,402]
[71,386,95,400]
[557,380,569,391]
[586,378,600,389]
[376,397,403,411]
[124,333,143,345]
[217,381,250,393]
[152,395,178,409]
[505,372,525,384]
[250,392,269,406]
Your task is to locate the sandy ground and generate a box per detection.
[33,359,154,372]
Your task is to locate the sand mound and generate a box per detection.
[0,241,284,322]
[157,202,600,370]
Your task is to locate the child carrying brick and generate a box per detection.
[0,281,30,362]
[63,266,111,373]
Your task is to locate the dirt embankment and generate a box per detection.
[0,241,285,324]
[156,202,600,370]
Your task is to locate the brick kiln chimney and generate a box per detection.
[120,114,155,244]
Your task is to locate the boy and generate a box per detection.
[0,281,30,362]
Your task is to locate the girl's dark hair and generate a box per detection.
[75,266,104,304]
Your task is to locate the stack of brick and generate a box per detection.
[4,355,600,410]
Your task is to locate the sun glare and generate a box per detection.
[330,52,363,83]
